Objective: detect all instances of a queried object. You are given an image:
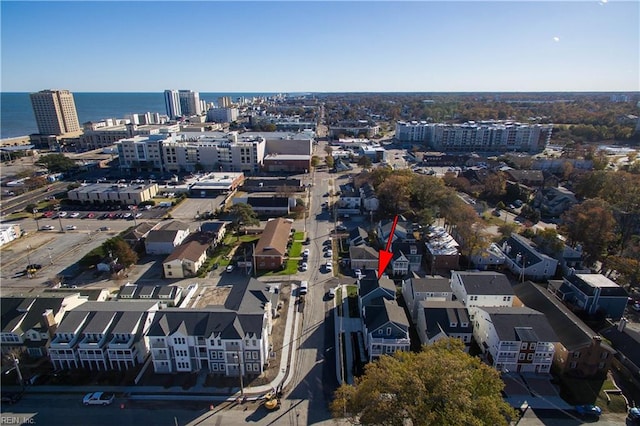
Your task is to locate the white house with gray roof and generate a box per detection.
[145,221,191,255]
[473,306,558,374]
[401,276,452,321]
[450,271,514,308]
[363,299,410,361]
[146,277,274,377]
[500,234,558,281]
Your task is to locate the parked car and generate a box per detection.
[632,303,640,312]
[226,265,234,273]
[325,261,333,271]
[212,263,219,270]
[492,209,502,217]
[98,226,110,231]
[40,225,55,231]
[327,287,336,299]
[57,211,67,218]
[65,225,77,230]
[303,237,311,245]
[300,262,308,272]
[302,249,310,257]
[1,390,23,404]
[325,249,333,257]
[575,404,601,417]
[69,212,80,218]
[82,392,115,406]
[336,225,347,232]
[629,407,640,421]
[26,264,42,270]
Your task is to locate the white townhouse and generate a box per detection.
[401,276,452,321]
[500,234,559,281]
[450,271,514,308]
[473,306,558,374]
[363,299,410,361]
[49,302,158,371]
[146,278,275,378]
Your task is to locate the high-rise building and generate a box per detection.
[164,90,181,119]
[178,90,201,116]
[29,89,81,135]
[218,96,232,108]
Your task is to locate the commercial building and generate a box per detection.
[0,223,21,247]
[188,172,245,197]
[29,89,81,136]
[329,120,380,139]
[116,134,171,173]
[207,108,239,123]
[395,120,553,153]
[67,182,159,206]
[79,119,176,151]
[254,218,292,270]
[164,90,181,119]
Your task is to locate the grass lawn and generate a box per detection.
[293,231,304,241]
[560,376,628,414]
[289,242,303,258]
[223,234,260,245]
[5,212,31,221]
[260,258,299,276]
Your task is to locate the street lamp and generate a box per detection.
[33,208,40,230]
[47,247,54,265]
[234,351,244,397]
[55,207,64,233]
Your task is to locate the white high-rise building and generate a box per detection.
[178,90,201,116]
[164,90,181,119]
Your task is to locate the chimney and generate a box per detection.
[618,317,628,332]
[42,309,58,338]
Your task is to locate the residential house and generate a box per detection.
[362,299,410,361]
[163,240,210,278]
[234,196,292,217]
[146,277,273,376]
[533,186,577,219]
[199,221,228,247]
[424,226,459,273]
[549,273,628,320]
[401,276,453,321]
[416,301,473,350]
[360,183,379,212]
[390,242,422,276]
[514,282,615,378]
[358,274,396,312]
[1,294,87,358]
[349,245,379,271]
[49,301,158,371]
[505,170,544,188]
[121,222,155,252]
[117,284,183,307]
[348,227,369,247]
[254,218,292,270]
[450,271,514,308]
[470,243,507,271]
[336,187,361,216]
[145,221,191,255]
[473,306,558,374]
[500,234,559,281]
[377,218,410,244]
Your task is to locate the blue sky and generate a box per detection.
[1,1,638,92]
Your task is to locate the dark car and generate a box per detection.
[303,237,311,245]
[1,390,24,404]
[212,263,219,270]
[26,264,42,270]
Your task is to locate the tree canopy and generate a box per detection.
[36,153,78,173]
[560,198,616,265]
[227,203,259,234]
[331,338,516,426]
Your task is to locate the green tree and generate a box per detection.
[330,338,516,426]
[560,198,616,265]
[36,154,78,173]
[311,155,321,168]
[228,203,259,236]
[325,155,335,169]
[104,237,138,267]
[357,156,373,170]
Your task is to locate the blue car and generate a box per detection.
[575,404,602,417]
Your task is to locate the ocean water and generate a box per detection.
[0,92,280,139]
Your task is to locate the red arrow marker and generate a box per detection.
[377,215,398,279]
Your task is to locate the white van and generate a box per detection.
[299,281,308,295]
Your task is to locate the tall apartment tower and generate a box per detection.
[218,96,232,108]
[164,90,181,119]
[178,90,201,116]
[29,89,81,135]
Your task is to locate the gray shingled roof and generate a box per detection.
[409,276,451,294]
[513,281,614,352]
[1,296,68,335]
[148,310,264,339]
[421,301,472,340]
[479,306,558,342]
[456,271,514,296]
[359,276,396,299]
[364,299,409,332]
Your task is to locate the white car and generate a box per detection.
[325,261,333,271]
[226,265,234,273]
[57,211,67,218]
[69,212,80,218]
[300,262,308,272]
[40,225,55,231]
[135,213,142,218]
[65,225,77,230]
[302,249,310,257]
[82,392,114,406]
[325,249,333,258]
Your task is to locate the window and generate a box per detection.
[212,363,218,371]
[378,329,383,335]
[519,353,526,360]
[386,327,391,336]
[521,342,528,349]
[527,353,533,361]
[386,346,394,353]
[570,362,577,369]
[246,363,253,372]
[529,342,536,350]
[573,351,581,358]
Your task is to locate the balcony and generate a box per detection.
[108,335,134,349]
[370,337,410,346]
[150,340,167,349]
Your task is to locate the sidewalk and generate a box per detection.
[7,282,301,403]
